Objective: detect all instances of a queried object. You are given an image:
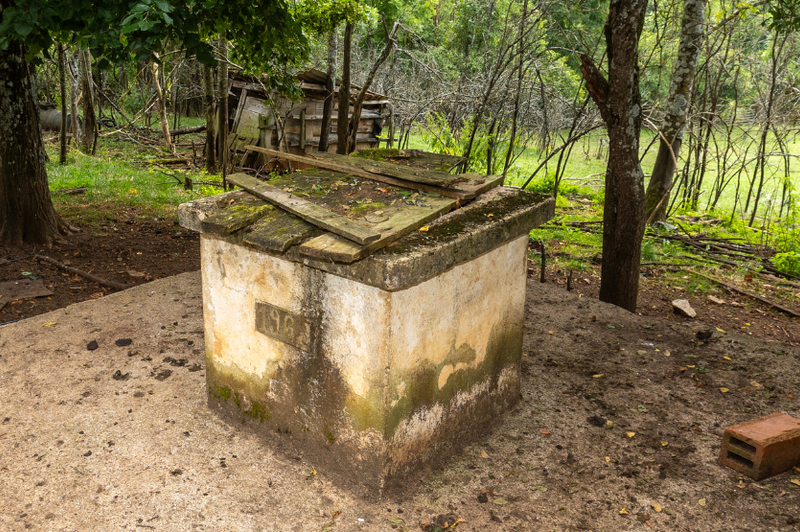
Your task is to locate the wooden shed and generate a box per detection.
[226,69,393,164]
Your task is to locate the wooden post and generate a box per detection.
[257,114,270,169]
[388,108,394,148]
[299,108,306,151]
[231,88,247,136]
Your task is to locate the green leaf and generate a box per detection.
[493,498,509,505]
[154,0,174,13]
[13,20,33,37]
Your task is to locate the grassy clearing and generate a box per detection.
[410,125,800,224]
[46,137,221,226]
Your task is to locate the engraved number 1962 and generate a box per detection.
[255,301,314,352]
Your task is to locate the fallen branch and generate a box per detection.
[690,271,800,318]
[146,158,188,165]
[34,255,128,290]
[169,124,206,136]
[51,187,87,195]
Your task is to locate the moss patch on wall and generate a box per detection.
[385,319,523,439]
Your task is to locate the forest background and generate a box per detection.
[2,0,800,317]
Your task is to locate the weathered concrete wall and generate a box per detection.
[201,233,527,491]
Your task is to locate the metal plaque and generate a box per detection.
[255,301,316,352]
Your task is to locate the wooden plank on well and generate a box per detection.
[314,152,461,187]
[298,195,456,263]
[243,212,316,253]
[199,196,275,235]
[244,145,473,200]
[227,173,381,245]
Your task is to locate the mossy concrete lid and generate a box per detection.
[180,186,554,291]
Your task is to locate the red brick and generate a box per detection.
[719,412,800,480]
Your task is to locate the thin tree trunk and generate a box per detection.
[203,64,217,172]
[152,54,173,151]
[0,30,70,247]
[319,29,337,153]
[57,43,68,165]
[580,0,649,312]
[347,22,399,154]
[217,40,229,188]
[78,49,97,153]
[748,33,784,227]
[503,0,529,178]
[336,22,354,155]
[69,50,79,143]
[644,0,707,223]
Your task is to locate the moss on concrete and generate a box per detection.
[385,319,522,439]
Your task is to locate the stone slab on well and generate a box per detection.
[180,184,554,492]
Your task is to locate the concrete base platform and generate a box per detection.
[0,273,365,531]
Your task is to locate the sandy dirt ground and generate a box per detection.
[1,272,799,531]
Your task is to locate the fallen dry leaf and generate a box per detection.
[480,449,489,459]
[605,456,611,462]
[720,388,730,393]
[419,226,429,232]
[723,356,732,361]
[493,498,508,505]
[652,502,662,512]
[42,322,57,327]
[619,508,628,515]
[698,498,707,507]
[540,430,553,435]
[626,432,636,438]
[661,441,669,447]
[790,479,800,487]
[593,374,604,379]
[738,480,746,488]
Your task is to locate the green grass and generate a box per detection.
[46,140,221,226]
[408,124,800,227]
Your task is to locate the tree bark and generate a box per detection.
[318,29,337,153]
[152,55,173,152]
[0,32,70,247]
[78,49,97,154]
[57,43,68,165]
[202,64,217,172]
[336,22,354,155]
[579,0,649,313]
[644,0,707,223]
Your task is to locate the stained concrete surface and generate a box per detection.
[2,272,799,532]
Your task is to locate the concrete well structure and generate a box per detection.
[179,186,554,493]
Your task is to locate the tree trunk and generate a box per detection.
[69,50,80,143]
[644,0,707,223]
[580,0,649,313]
[57,43,68,165]
[318,29,337,153]
[0,34,70,247]
[203,64,217,172]
[217,40,229,188]
[336,22,354,155]
[152,55,173,152]
[78,49,97,154]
